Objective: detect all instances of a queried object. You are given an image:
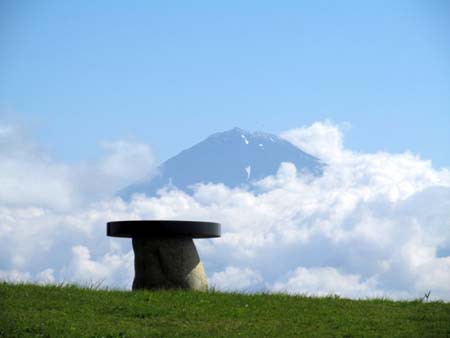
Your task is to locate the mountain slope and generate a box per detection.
[120,127,324,198]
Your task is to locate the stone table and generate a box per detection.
[107,220,220,291]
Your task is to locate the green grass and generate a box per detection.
[1,283,449,337]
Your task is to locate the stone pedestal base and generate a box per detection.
[132,237,208,291]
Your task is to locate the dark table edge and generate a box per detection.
[106,220,221,239]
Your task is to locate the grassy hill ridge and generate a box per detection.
[1,283,449,337]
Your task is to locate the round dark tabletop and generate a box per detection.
[107,220,221,239]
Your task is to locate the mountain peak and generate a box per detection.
[211,127,282,143]
[120,128,324,199]
[210,127,249,138]
[230,126,245,133]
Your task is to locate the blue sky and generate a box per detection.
[1,0,449,167]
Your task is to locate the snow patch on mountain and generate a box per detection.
[245,165,251,180]
[241,134,249,145]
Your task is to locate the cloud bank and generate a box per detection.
[1,121,449,300]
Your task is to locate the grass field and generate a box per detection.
[1,283,449,337]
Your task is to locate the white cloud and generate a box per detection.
[272,267,379,299]
[0,269,32,283]
[0,121,449,301]
[0,128,157,210]
[61,245,134,288]
[36,268,56,284]
[280,120,348,162]
[75,140,157,201]
[210,266,263,291]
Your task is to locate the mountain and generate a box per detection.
[120,127,324,198]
